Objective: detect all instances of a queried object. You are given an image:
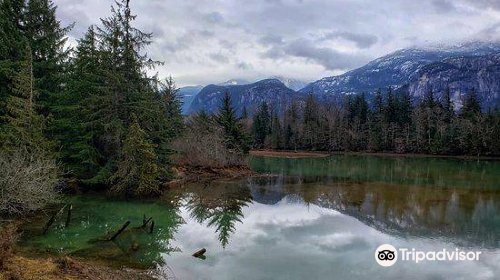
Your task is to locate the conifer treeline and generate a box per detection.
[248,87,500,156]
[0,0,182,196]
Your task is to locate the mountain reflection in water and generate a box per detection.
[19,155,500,280]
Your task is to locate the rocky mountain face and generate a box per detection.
[409,53,500,109]
[301,42,500,108]
[188,79,301,115]
[178,85,204,114]
[185,42,500,114]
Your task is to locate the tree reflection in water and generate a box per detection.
[179,181,253,248]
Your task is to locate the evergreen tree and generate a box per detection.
[111,114,159,197]
[0,0,27,116]
[241,106,248,119]
[422,87,436,109]
[385,87,396,123]
[461,90,481,120]
[303,94,320,149]
[442,86,454,123]
[217,90,251,154]
[369,89,385,151]
[55,26,105,180]
[0,45,51,152]
[270,112,283,149]
[252,101,270,148]
[24,0,72,114]
[284,102,300,150]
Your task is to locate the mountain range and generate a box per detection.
[183,42,500,115]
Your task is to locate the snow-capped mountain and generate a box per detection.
[217,79,251,86]
[269,76,309,91]
[300,42,500,107]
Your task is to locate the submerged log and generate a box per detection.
[43,205,66,235]
[108,221,131,241]
[192,248,206,258]
[149,220,155,234]
[65,205,72,228]
[134,217,152,229]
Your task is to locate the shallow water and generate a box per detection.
[20,155,500,280]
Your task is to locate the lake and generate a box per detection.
[19,155,500,280]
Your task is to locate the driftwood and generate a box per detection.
[149,220,155,234]
[43,205,66,235]
[108,221,131,241]
[192,248,206,258]
[65,205,72,228]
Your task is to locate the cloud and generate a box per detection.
[265,38,368,70]
[432,0,457,14]
[236,62,253,70]
[53,0,500,86]
[209,52,230,63]
[259,34,285,46]
[322,32,378,49]
[202,11,225,24]
[475,23,500,41]
[463,0,500,10]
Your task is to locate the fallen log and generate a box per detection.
[108,221,131,241]
[43,205,66,235]
[192,248,206,258]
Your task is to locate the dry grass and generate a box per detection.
[0,255,156,280]
[0,225,17,270]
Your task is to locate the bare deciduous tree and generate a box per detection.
[0,150,59,214]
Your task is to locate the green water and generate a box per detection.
[19,155,500,279]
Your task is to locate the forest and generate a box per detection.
[248,87,500,156]
[1,0,499,216]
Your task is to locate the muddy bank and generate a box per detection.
[250,150,330,158]
[166,165,256,187]
[251,150,500,160]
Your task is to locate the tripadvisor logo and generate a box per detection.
[375,244,397,267]
[375,244,482,267]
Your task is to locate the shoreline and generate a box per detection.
[250,150,330,158]
[250,150,500,160]
[164,164,257,187]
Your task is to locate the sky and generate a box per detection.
[53,0,500,87]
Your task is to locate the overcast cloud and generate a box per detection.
[54,0,500,86]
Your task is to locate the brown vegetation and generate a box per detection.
[171,113,247,168]
[0,255,156,280]
[0,151,59,215]
[0,225,17,270]
[167,165,255,187]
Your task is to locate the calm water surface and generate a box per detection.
[20,155,500,280]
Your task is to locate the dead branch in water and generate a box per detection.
[108,221,131,241]
[43,205,66,235]
[134,217,152,229]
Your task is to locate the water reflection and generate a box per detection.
[19,155,500,279]
[246,176,500,249]
[179,183,252,247]
[163,179,500,280]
